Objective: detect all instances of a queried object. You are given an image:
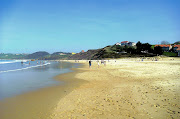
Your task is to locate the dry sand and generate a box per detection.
[51,58,180,119]
[0,57,180,119]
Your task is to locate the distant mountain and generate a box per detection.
[43,52,71,60]
[25,51,50,59]
[174,41,180,44]
[51,52,71,55]
[69,49,102,60]
[0,51,72,60]
[0,53,28,59]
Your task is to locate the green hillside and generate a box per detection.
[0,53,28,59]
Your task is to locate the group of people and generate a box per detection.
[21,60,45,65]
[88,60,106,68]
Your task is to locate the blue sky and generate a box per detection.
[0,0,179,53]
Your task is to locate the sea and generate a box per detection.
[0,60,79,100]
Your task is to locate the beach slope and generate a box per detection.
[51,58,180,119]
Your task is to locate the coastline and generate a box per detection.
[0,62,87,119]
[0,58,180,119]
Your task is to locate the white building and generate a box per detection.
[115,42,121,46]
[128,42,136,46]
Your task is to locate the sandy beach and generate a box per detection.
[0,57,180,119]
[51,57,180,119]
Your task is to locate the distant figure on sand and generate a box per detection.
[104,61,106,66]
[98,61,100,68]
[89,60,91,68]
[29,61,30,65]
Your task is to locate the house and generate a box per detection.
[120,41,136,46]
[72,52,76,55]
[121,41,129,46]
[154,45,172,51]
[128,42,136,46]
[81,50,85,53]
[177,47,180,56]
[173,45,180,52]
[115,42,121,46]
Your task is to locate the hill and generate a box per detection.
[68,44,157,60]
[174,41,180,44]
[25,51,50,59]
[43,52,71,60]
[0,53,28,59]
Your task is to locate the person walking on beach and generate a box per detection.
[89,60,91,68]
[97,61,100,68]
[104,61,106,66]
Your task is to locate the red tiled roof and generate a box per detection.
[174,45,180,48]
[121,41,129,43]
[155,45,171,47]
[177,47,180,51]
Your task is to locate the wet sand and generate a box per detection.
[0,66,87,119]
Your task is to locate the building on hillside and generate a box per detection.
[173,45,180,52]
[81,50,85,53]
[154,45,172,51]
[177,47,180,56]
[120,41,136,46]
[115,42,121,46]
[121,41,129,46]
[72,52,76,55]
[128,42,136,46]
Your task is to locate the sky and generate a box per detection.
[0,0,179,53]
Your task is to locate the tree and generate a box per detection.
[142,43,152,52]
[136,41,142,54]
[154,46,163,55]
[124,45,128,52]
[127,47,135,54]
[161,41,170,45]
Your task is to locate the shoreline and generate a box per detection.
[0,58,180,119]
[0,62,87,119]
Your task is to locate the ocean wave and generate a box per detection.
[0,62,51,73]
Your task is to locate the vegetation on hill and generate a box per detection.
[162,52,178,57]
[69,41,161,60]
[0,51,71,60]
[1,41,179,60]
[25,51,50,59]
[0,53,28,59]
[174,41,180,44]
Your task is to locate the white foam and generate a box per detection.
[0,62,51,73]
[0,60,28,64]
